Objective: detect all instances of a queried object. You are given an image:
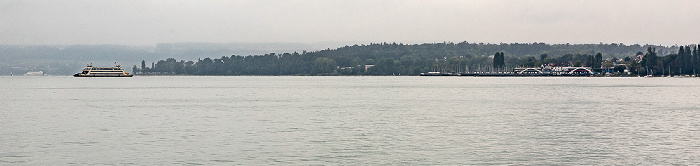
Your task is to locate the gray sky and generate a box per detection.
[1,0,699,46]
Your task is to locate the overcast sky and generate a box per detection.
[1,0,699,46]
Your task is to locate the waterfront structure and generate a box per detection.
[423,66,594,76]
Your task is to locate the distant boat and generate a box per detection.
[74,64,133,77]
[24,71,45,76]
[420,72,454,76]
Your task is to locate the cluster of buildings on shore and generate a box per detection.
[421,67,595,76]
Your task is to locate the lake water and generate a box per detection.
[2,76,700,165]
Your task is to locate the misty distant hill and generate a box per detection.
[153,43,318,60]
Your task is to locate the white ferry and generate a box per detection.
[25,71,45,76]
[74,64,133,77]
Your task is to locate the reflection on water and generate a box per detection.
[1,76,700,165]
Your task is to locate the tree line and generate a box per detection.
[635,45,700,76]
[133,42,698,76]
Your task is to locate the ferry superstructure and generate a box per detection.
[73,64,133,77]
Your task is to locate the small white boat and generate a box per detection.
[24,71,45,76]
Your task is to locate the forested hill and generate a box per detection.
[139,42,692,76]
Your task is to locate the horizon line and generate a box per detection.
[1,41,698,47]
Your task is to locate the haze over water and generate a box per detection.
[2,76,700,165]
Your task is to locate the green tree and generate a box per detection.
[492,52,499,69]
[679,46,686,74]
[629,59,639,75]
[586,55,594,67]
[132,65,139,74]
[593,53,603,72]
[540,54,548,64]
[642,47,658,75]
[141,60,146,71]
[184,61,195,74]
[683,46,692,74]
[492,52,505,71]
[693,45,699,75]
[312,57,337,75]
[523,56,536,67]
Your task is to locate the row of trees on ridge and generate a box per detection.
[132,42,699,76]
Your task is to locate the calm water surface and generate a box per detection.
[2,76,700,165]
